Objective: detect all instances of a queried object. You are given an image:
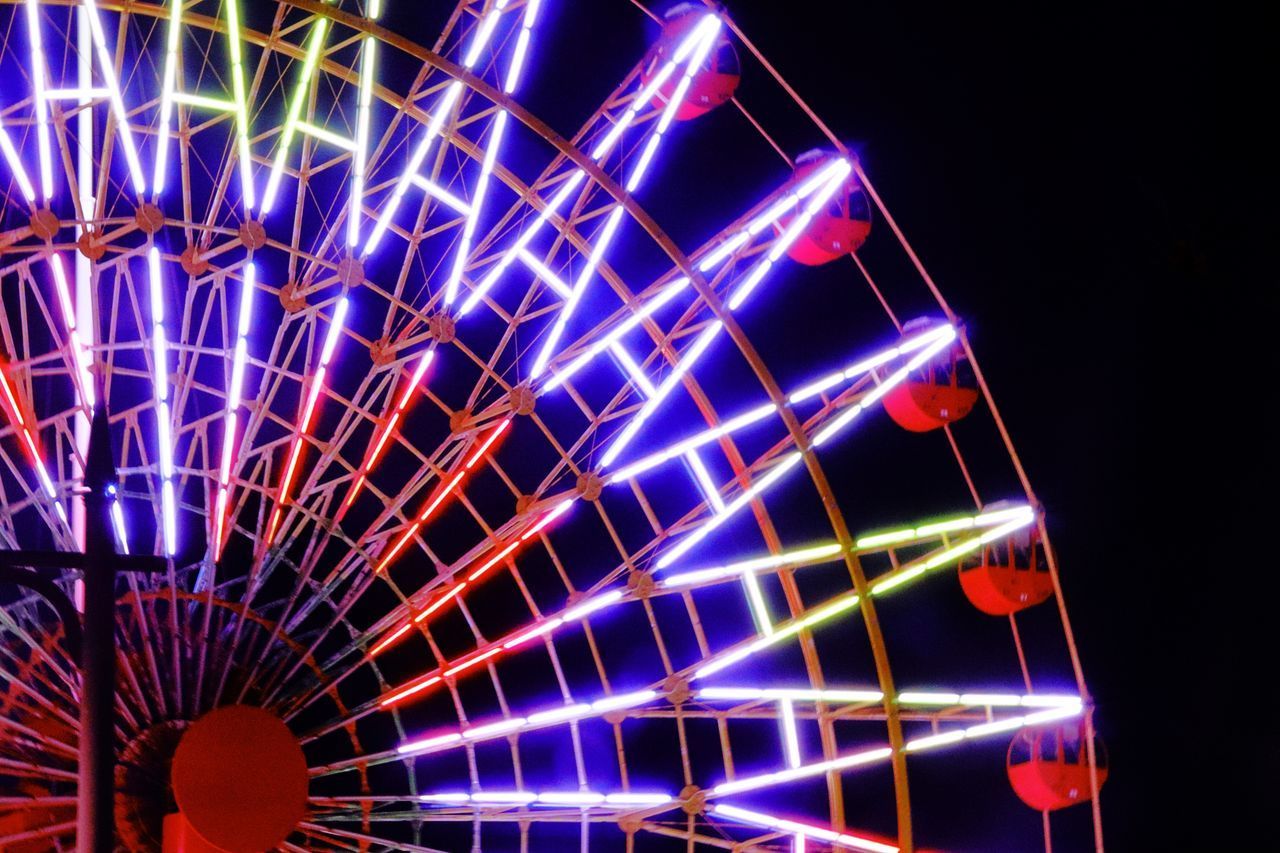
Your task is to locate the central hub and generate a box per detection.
[169,705,308,853]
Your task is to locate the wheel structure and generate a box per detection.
[0,2,1105,851]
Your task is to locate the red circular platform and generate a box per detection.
[170,705,308,853]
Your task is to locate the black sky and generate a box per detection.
[648,0,1258,848]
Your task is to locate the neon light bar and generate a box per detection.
[365,0,528,258]
[855,503,1034,550]
[372,417,510,573]
[146,248,176,556]
[0,115,35,201]
[902,703,1083,753]
[529,206,627,379]
[697,687,885,704]
[419,791,672,808]
[266,296,350,545]
[375,497,576,659]
[663,543,844,586]
[595,163,856,470]
[586,15,718,164]
[109,488,129,554]
[79,0,147,194]
[869,511,1036,596]
[711,805,898,853]
[213,263,257,557]
[623,16,722,195]
[397,689,659,751]
[154,0,254,209]
[789,323,956,405]
[23,0,54,199]
[457,170,586,317]
[712,746,893,796]
[811,328,956,448]
[455,15,714,319]
[654,451,804,570]
[608,402,777,484]
[503,0,541,94]
[599,321,722,468]
[0,361,65,520]
[342,348,437,513]
[780,698,801,768]
[726,162,852,312]
[46,255,95,408]
[261,14,330,214]
[540,277,691,392]
[693,591,861,680]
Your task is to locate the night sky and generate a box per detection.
[398,0,1257,847]
[711,2,1251,849]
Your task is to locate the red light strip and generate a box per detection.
[366,494,576,666]
[0,359,66,524]
[372,417,511,573]
[340,348,436,518]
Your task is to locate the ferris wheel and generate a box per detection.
[0,1,1106,851]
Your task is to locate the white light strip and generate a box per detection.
[654,451,804,570]
[599,321,722,468]
[697,687,885,704]
[530,206,627,378]
[456,15,713,320]
[711,805,898,853]
[398,689,659,756]
[608,402,777,484]
[213,263,257,557]
[811,328,956,448]
[457,169,586,316]
[80,0,147,194]
[23,0,54,199]
[903,703,1083,753]
[519,247,572,299]
[0,116,35,201]
[789,324,956,405]
[662,543,844,587]
[46,255,95,409]
[780,698,801,768]
[540,277,691,392]
[147,248,176,556]
[726,162,852,311]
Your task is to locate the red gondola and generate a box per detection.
[1007,721,1109,811]
[642,4,741,121]
[882,318,979,431]
[779,149,873,265]
[959,519,1053,615]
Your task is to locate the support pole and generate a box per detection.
[76,406,117,853]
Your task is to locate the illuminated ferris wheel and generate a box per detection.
[0,1,1106,851]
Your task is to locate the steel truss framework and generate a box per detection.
[0,1,1103,850]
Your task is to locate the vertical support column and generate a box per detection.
[76,408,116,853]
